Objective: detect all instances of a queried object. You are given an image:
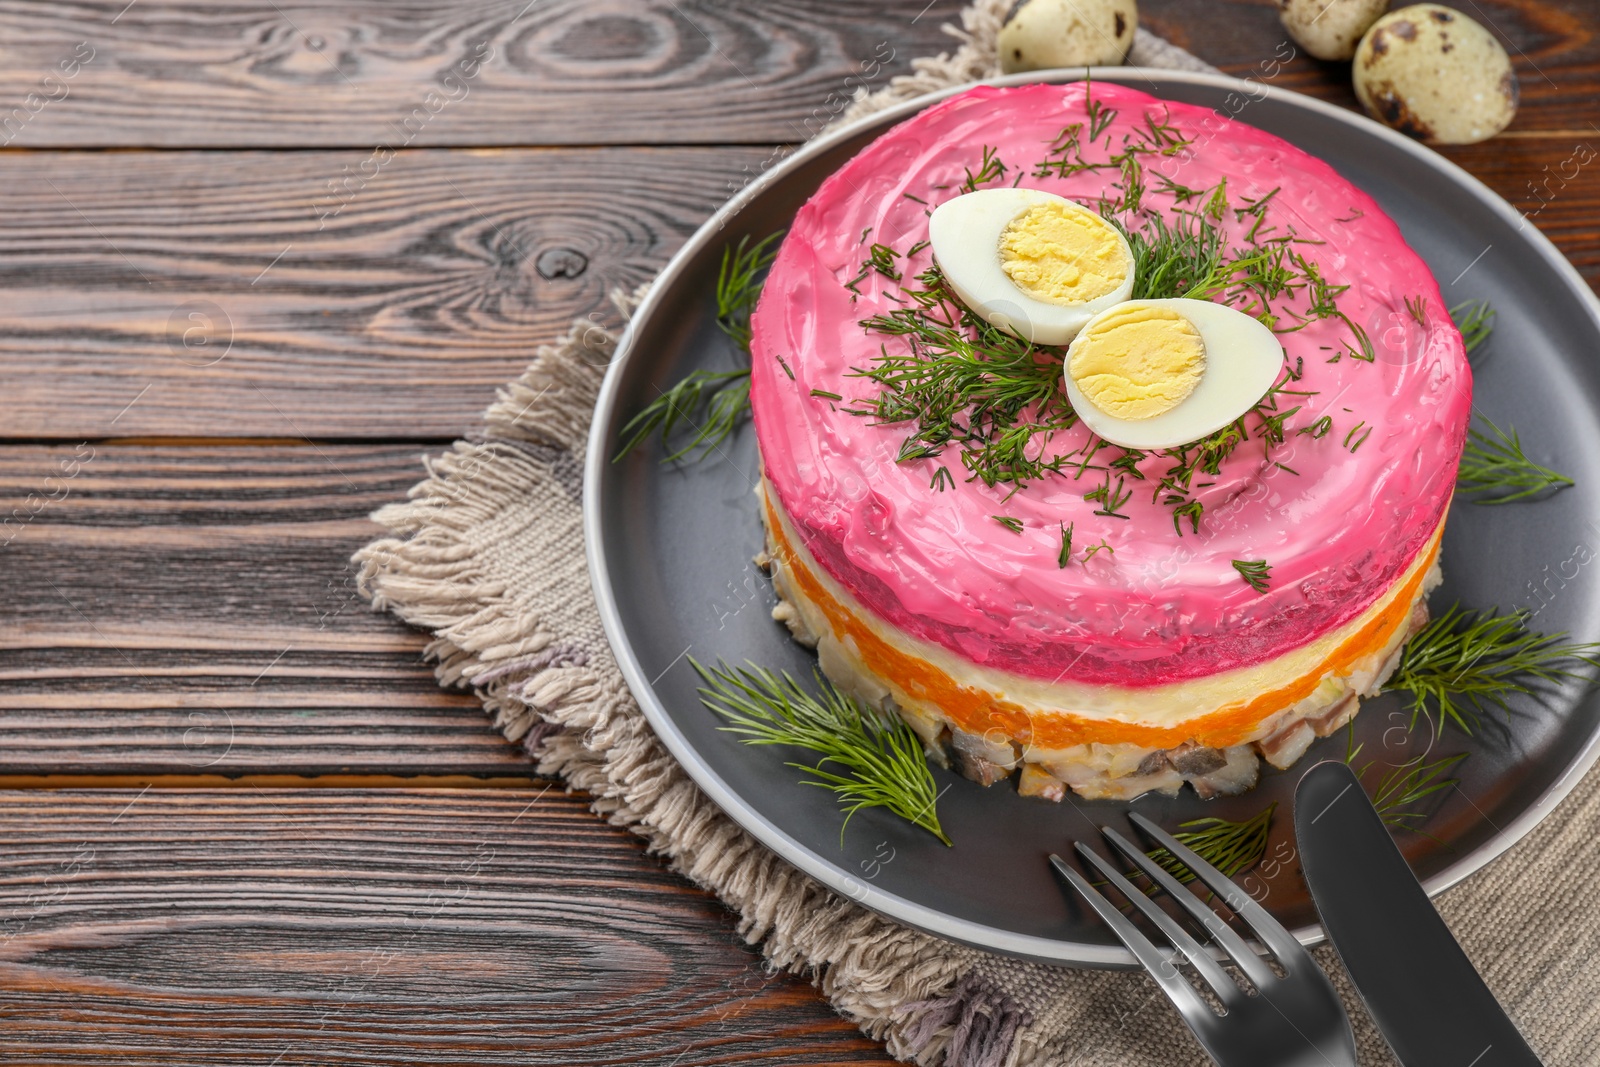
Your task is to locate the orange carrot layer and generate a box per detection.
[768,495,1441,751]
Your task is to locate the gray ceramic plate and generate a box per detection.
[585,69,1600,967]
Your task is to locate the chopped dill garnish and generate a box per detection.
[960,145,1008,193]
[1457,415,1573,503]
[810,389,842,401]
[930,466,954,491]
[1204,177,1229,221]
[1299,415,1333,439]
[852,265,1075,490]
[1405,294,1429,325]
[1450,298,1496,355]
[1384,603,1600,734]
[1233,559,1272,594]
[845,242,902,295]
[1343,420,1372,452]
[1147,803,1274,884]
[775,352,794,380]
[1081,537,1115,562]
[1085,88,1117,141]
[907,238,930,257]
[1172,498,1203,535]
[1152,172,1204,203]
[1234,188,1280,243]
[694,659,950,845]
[1057,521,1074,568]
[1084,471,1132,519]
[615,231,782,463]
[993,514,1024,533]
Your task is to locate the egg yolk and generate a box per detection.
[998,202,1127,306]
[1069,305,1206,420]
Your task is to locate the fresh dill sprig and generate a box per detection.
[993,514,1024,533]
[1450,298,1496,356]
[1147,803,1275,884]
[1383,602,1600,734]
[1113,211,1224,300]
[614,370,751,463]
[1456,415,1573,504]
[1368,753,1467,833]
[615,231,782,462]
[1057,521,1074,568]
[715,231,783,349]
[1233,559,1272,594]
[694,659,950,845]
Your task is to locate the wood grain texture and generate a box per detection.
[0,0,953,148]
[0,0,1587,149]
[0,145,763,440]
[0,443,538,778]
[0,788,892,1065]
[1,137,1597,442]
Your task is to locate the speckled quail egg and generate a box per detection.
[1279,0,1389,61]
[1062,298,1284,450]
[928,188,1136,346]
[1353,4,1518,145]
[998,0,1138,73]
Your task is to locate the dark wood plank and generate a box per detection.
[1143,0,1599,133]
[1,138,1596,442]
[0,0,1587,149]
[0,443,542,778]
[0,145,762,440]
[0,788,892,1065]
[0,0,953,148]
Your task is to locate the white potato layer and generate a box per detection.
[1062,297,1284,450]
[928,188,1135,347]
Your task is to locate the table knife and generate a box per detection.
[1294,760,1544,1067]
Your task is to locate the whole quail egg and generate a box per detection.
[1353,4,1518,145]
[928,188,1136,346]
[999,0,1138,73]
[1279,0,1389,61]
[1062,298,1284,450]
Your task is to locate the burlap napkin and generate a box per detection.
[357,4,1600,1063]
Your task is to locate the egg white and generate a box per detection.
[927,188,1135,346]
[1062,298,1285,451]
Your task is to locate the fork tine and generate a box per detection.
[1071,841,1242,1004]
[1129,812,1301,961]
[1100,825,1279,991]
[1048,853,1212,1022]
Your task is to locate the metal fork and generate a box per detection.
[1050,812,1356,1067]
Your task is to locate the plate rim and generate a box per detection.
[584,67,1600,966]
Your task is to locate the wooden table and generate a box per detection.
[0,2,1591,1062]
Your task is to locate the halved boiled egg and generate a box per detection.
[1062,298,1284,450]
[928,188,1135,346]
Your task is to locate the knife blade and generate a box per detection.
[1295,760,1544,1067]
